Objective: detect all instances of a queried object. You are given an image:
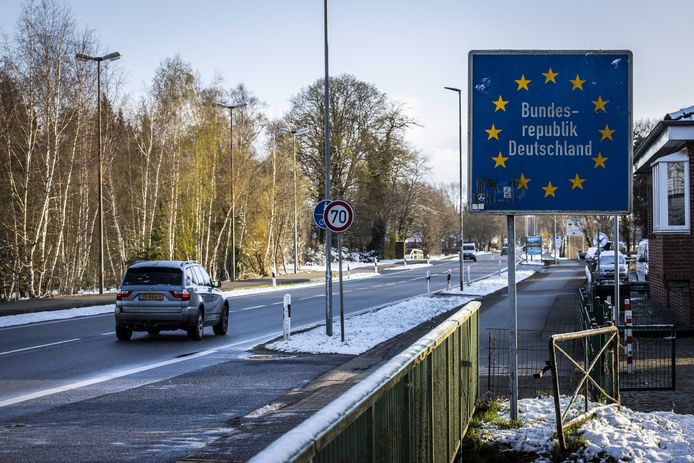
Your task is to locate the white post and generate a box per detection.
[447,269,452,291]
[283,294,291,340]
[498,259,502,276]
[347,263,351,280]
[625,298,633,374]
[508,215,518,421]
[374,258,378,274]
[466,266,471,285]
[403,257,407,268]
[272,268,277,288]
[426,271,431,297]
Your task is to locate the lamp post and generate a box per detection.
[216,102,247,281]
[444,86,464,290]
[281,127,309,273]
[76,51,121,295]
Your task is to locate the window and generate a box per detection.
[123,267,182,286]
[652,151,690,233]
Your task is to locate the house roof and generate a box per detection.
[634,105,694,173]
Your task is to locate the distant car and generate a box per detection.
[500,246,509,256]
[578,250,587,260]
[462,243,477,262]
[593,253,628,284]
[407,249,424,260]
[585,247,598,263]
[114,260,229,341]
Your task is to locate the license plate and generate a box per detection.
[139,293,164,301]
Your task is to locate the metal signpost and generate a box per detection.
[469,50,632,420]
[323,200,355,343]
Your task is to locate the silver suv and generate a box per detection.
[115,260,229,341]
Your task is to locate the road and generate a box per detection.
[0,253,512,462]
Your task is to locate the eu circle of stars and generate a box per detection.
[469,51,631,214]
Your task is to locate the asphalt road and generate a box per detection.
[0,253,513,462]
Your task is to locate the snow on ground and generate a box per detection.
[221,270,378,298]
[0,304,115,328]
[266,295,474,355]
[266,268,537,355]
[478,396,694,463]
[441,269,535,296]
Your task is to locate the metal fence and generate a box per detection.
[617,324,676,391]
[249,301,480,463]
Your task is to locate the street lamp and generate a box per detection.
[76,51,121,295]
[281,127,309,274]
[216,102,247,282]
[444,86,464,290]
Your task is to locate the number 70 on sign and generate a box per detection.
[322,199,354,233]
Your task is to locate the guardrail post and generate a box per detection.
[283,293,291,340]
[403,257,408,268]
[426,271,431,297]
[498,259,502,275]
[466,266,471,285]
[447,269,452,291]
[624,298,633,374]
[374,258,378,274]
[272,268,277,288]
[347,263,351,280]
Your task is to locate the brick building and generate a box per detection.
[634,106,694,325]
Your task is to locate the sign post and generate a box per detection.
[313,199,331,335]
[323,199,355,342]
[469,50,632,420]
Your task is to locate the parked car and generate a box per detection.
[585,247,598,263]
[407,248,424,260]
[578,249,587,260]
[500,246,509,256]
[462,243,477,261]
[593,253,628,284]
[115,260,229,341]
[636,239,648,282]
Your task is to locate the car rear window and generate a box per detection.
[463,245,475,251]
[122,267,183,286]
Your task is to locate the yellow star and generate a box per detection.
[542,67,559,84]
[492,152,509,168]
[592,152,608,168]
[569,173,586,190]
[516,173,531,190]
[592,96,608,112]
[492,95,509,112]
[569,74,586,91]
[598,123,615,141]
[515,74,531,91]
[542,181,558,198]
[485,123,502,140]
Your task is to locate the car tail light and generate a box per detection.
[116,290,132,301]
[169,289,191,301]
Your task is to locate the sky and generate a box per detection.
[1,0,694,185]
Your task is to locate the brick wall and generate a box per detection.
[646,142,694,325]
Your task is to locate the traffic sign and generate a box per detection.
[323,200,354,233]
[469,50,632,214]
[313,199,331,229]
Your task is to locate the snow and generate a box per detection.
[220,270,377,298]
[0,304,115,328]
[477,396,694,463]
[266,295,473,355]
[267,269,535,355]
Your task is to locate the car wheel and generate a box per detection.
[187,308,204,341]
[147,329,160,336]
[116,326,132,341]
[213,304,229,336]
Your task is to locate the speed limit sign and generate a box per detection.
[323,200,354,233]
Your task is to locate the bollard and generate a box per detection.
[374,258,378,274]
[466,266,471,285]
[403,258,407,268]
[347,263,351,280]
[272,268,277,288]
[498,260,502,276]
[283,294,291,340]
[625,298,633,374]
[447,269,452,291]
[426,270,431,297]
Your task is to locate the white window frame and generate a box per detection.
[651,150,690,234]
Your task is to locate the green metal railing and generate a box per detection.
[249,301,481,463]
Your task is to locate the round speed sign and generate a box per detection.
[323,200,354,233]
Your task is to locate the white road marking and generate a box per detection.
[0,333,275,409]
[297,295,323,301]
[0,338,81,357]
[101,332,115,336]
[235,304,267,312]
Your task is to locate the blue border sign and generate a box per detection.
[468,50,632,214]
[313,199,331,229]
